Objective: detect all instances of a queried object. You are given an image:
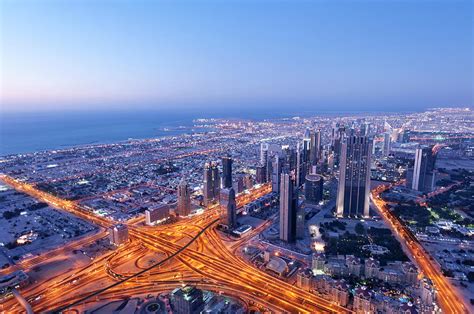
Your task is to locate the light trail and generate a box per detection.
[1,175,349,313]
[371,184,469,314]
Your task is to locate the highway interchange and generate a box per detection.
[1,176,350,313]
[0,174,469,313]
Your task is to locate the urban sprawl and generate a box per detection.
[0,107,473,313]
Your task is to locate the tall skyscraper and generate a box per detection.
[302,128,311,173]
[296,142,303,186]
[220,187,237,229]
[203,161,220,206]
[336,135,372,218]
[211,162,220,198]
[260,143,269,165]
[331,124,346,168]
[279,172,298,242]
[296,205,305,240]
[411,146,437,192]
[177,179,191,216]
[310,129,322,166]
[222,154,233,189]
[256,163,267,184]
[383,132,391,157]
[272,155,283,193]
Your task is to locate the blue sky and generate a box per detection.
[0,0,472,113]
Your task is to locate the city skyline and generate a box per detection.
[0,107,472,313]
[0,1,473,313]
[1,0,472,113]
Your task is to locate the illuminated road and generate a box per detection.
[0,175,350,313]
[371,184,469,314]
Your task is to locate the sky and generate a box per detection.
[0,0,472,113]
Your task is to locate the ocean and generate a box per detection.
[1,108,306,156]
[0,110,202,156]
[0,108,405,156]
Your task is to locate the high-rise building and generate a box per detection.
[331,125,345,168]
[310,129,322,166]
[203,161,220,206]
[302,129,311,179]
[296,142,303,186]
[272,155,283,193]
[383,132,391,156]
[256,163,267,184]
[305,172,324,205]
[400,129,411,143]
[265,155,273,183]
[361,122,371,136]
[177,179,191,216]
[411,146,437,192]
[279,172,298,242]
[336,135,372,218]
[282,146,297,173]
[260,143,269,165]
[171,285,205,314]
[211,162,220,197]
[232,174,245,193]
[109,224,128,246]
[220,187,237,229]
[222,154,233,189]
[243,173,253,190]
[296,204,305,239]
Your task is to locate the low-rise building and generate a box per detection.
[145,203,170,225]
[296,268,313,291]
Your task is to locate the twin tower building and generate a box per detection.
[261,127,373,243]
[203,155,237,228]
[199,127,373,241]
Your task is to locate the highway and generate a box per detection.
[371,184,469,314]
[0,175,351,313]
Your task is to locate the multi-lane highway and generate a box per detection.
[371,184,469,314]
[1,175,350,313]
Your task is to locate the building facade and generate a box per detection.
[177,179,191,216]
[336,135,372,218]
[279,172,298,242]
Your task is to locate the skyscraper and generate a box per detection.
[279,172,298,242]
[336,135,372,218]
[310,129,322,166]
[305,171,324,205]
[302,128,311,175]
[383,132,391,157]
[220,187,237,229]
[256,163,267,184]
[296,205,305,240]
[411,146,437,192]
[272,155,283,193]
[177,179,191,216]
[296,142,303,186]
[260,142,269,165]
[211,162,220,198]
[203,161,220,206]
[331,124,345,168]
[222,154,233,189]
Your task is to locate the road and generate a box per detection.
[371,184,469,314]
[1,175,351,313]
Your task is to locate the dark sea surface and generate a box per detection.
[0,108,406,156]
